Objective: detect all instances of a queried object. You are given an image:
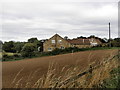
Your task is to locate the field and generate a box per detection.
[2,49,119,88]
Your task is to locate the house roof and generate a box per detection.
[67,38,91,45]
[44,34,102,45]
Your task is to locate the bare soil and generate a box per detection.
[2,49,118,88]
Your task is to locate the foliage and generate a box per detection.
[3,41,26,53]
[36,47,119,58]
[28,38,38,43]
[35,40,43,52]
[3,41,16,53]
[111,38,120,47]
[0,40,3,52]
[21,43,36,57]
[28,38,43,52]
[100,66,120,88]
[2,53,22,61]
[64,36,69,40]
[14,42,25,53]
[2,47,120,62]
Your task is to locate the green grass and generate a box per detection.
[100,66,120,88]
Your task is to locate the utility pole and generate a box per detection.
[109,22,111,47]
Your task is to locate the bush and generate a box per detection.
[2,53,22,61]
[21,43,36,57]
[2,54,14,61]
[50,48,63,55]
[13,54,20,57]
[3,54,9,58]
[101,66,120,88]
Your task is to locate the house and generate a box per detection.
[43,34,71,52]
[43,34,102,52]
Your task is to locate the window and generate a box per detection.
[48,48,52,51]
[91,43,98,46]
[58,40,62,43]
[51,40,55,43]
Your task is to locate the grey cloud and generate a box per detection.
[1,1,118,41]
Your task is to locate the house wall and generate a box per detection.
[89,38,102,46]
[70,44,91,48]
[43,34,102,52]
[43,34,71,52]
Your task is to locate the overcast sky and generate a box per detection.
[0,0,119,42]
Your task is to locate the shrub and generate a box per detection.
[3,54,9,58]
[2,54,14,61]
[100,66,120,88]
[21,43,36,57]
[13,54,20,57]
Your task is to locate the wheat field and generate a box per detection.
[2,49,119,88]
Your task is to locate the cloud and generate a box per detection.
[1,1,118,41]
[1,0,119,3]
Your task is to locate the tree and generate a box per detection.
[21,43,36,57]
[77,36,86,39]
[0,40,3,52]
[36,40,43,52]
[14,42,25,53]
[3,41,16,53]
[111,38,120,47]
[89,35,95,38]
[64,36,68,40]
[28,38,44,52]
[28,38,38,43]
[102,38,108,43]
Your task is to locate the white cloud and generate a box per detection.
[1,0,119,3]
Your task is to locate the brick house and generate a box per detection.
[43,34,102,52]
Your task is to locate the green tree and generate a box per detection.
[14,42,25,53]
[0,40,3,52]
[28,38,43,52]
[28,38,38,43]
[89,35,95,38]
[64,36,68,40]
[3,41,16,53]
[21,43,36,57]
[111,38,120,47]
[36,40,43,52]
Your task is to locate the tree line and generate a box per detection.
[0,37,120,61]
[1,38,44,58]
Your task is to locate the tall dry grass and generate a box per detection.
[10,53,118,88]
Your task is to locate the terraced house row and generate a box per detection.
[43,34,102,52]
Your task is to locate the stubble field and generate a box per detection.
[2,49,118,88]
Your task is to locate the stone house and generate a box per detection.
[43,34,102,52]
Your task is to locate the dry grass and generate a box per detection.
[9,52,118,88]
